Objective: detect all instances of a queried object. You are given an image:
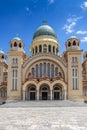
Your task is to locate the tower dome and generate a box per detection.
[33,25,57,40]
[0,49,6,62]
[10,37,24,51]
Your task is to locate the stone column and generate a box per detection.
[64,89,67,100]
[50,90,52,100]
[23,91,25,101]
[37,90,39,100]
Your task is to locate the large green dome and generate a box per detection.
[33,25,57,40]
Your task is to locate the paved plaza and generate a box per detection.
[0,101,87,130]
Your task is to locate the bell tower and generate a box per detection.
[66,37,83,100]
[83,51,87,80]
[0,50,7,85]
[7,37,26,101]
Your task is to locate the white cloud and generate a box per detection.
[48,0,55,4]
[63,22,76,34]
[81,37,87,42]
[70,36,77,38]
[63,16,82,34]
[67,17,82,23]
[76,30,87,34]
[80,2,87,9]
[25,7,32,15]
[25,7,30,12]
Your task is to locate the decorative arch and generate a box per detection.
[52,80,67,90]
[23,81,38,91]
[23,54,67,82]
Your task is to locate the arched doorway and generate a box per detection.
[40,84,50,100]
[53,84,62,100]
[26,85,36,100]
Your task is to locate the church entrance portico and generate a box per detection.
[39,84,50,100]
[53,84,62,100]
[26,85,36,100]
[23,80,67,101]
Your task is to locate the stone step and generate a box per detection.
[0,100,87,108]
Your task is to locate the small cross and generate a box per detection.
[43,20,47,24]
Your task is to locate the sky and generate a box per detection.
[0,0,87,58]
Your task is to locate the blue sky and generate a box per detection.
[0,0,87,57]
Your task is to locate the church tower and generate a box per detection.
[7,37,26,100]
[65,37,83,100]
[83,51,87,80]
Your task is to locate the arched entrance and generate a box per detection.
[53,84,62,100]
[40,84,50,100]
[26,85,36,100]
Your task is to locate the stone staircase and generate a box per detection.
[0,100,87,108]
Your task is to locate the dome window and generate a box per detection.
[77,42,79,46]
[86,54,87,58]
[33,48,34,54]
[10,43,12,48]
[2,55,4,59]
[35,46,38,54]
[43,44,47,53]
[68,42,71,47]
[48,45,51,52]
[56,48,58,54]
[14,42,17,47]
[39,45,42,52]
[53,46,55,53]
[19,43,21,48]
[73,41,76,46]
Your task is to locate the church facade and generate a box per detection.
[0,24,87,102]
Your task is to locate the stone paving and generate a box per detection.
[0,101,87,130]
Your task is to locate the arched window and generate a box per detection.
[53,46,55,53]
[48,45,51,52]
[1,88,7,97]
[2,55,4,59]
[28,72,31,77]
[12,58,14,64]
[73,41,76,46]
[32,68,34,76]
[40,63,42,77]
[75,57,77,62]
[19,43,21,48]
[44,63,46,76]
[72,68,78,90]
[16,58,18,63]
[12,70,18,90]
[10,44,12,48]
[39,45,42,52]
[33,48,34,54]
[68,42,71,47]
[51,64,54,77]
[72,57,74,63]
[42,87,48,90]
[14,42,17,47]
[59,72,62,77]
[35,46,38,54]
[36,64,38,77]
[48,63,50,77]
[30,87,36,91]
[86,54,87,58]
[54,86,60,90]
[43,44,47,53]
[56,48,58,54]
[55,67,58,76]
[77,42,79,46]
